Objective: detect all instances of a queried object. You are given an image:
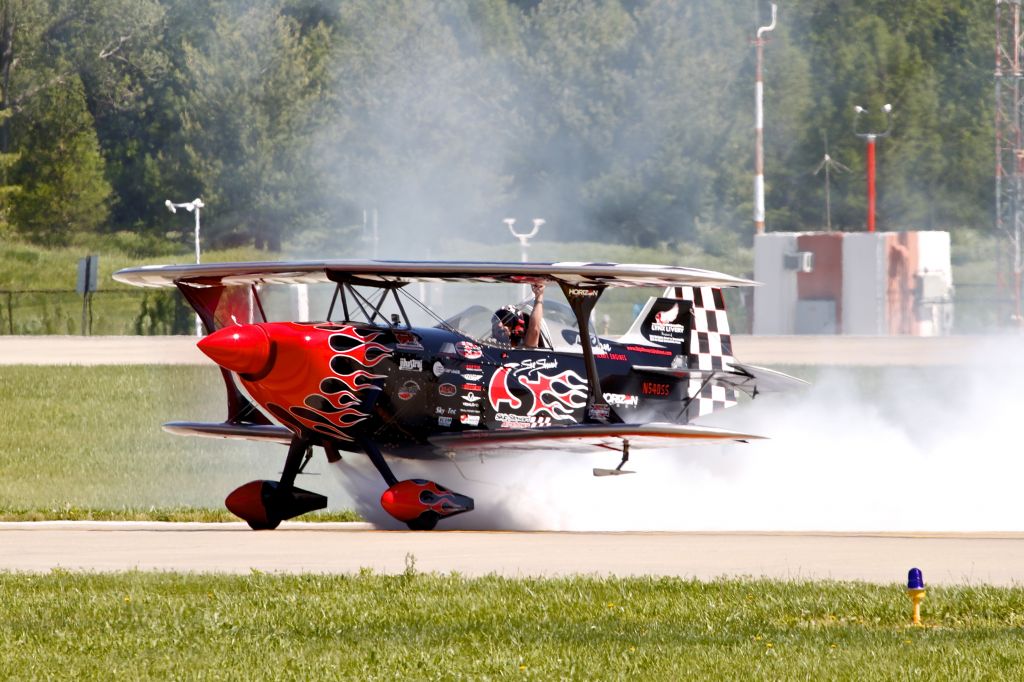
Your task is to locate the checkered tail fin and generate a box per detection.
[664,286,739,418]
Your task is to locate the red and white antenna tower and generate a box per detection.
[995,0,1024,327]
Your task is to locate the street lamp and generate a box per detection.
[166,197,205,335]
[853,104,893,233]
[504,218,545,301]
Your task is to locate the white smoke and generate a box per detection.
[327,338,1024,532]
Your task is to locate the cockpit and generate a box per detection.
[437,299,596,353]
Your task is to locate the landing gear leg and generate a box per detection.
[226,435,328,530]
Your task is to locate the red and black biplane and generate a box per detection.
[114,260,803,530]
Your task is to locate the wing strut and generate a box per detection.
[558,283,616,423]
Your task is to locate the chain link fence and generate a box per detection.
[0,284,1015,336]
[0,289,194,336]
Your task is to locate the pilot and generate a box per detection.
[491,282,545,348]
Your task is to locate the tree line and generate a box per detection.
[0,0,996,256]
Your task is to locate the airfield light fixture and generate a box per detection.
[166,197,206,336]
[906,567,926,625]
[505,218,546,301]
[853,104,894,233]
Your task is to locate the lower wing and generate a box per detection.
[429,422,762,455]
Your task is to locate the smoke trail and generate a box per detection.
[328,342,1024,531]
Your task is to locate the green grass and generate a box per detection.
[0,572,1022,680]
[0,365,358,520]
[0,505,361,523]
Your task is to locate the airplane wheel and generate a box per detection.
[247,519,281,531]
[405,512,439,531]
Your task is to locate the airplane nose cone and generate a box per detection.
[198,324,272,375]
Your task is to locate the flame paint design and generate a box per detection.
[287,324,391,441]
[326,326,392,367]
[487,363,588,422]
[520,369,588,419]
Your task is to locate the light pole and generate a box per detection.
[753,2,777,235]
[504,218,545,301]
[853,104,893,233]
[166,197,205,335]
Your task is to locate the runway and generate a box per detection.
[2,522,1022,585]
[2,334,1018,366]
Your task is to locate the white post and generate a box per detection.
[166,197,205,336]
[753,3,776,235]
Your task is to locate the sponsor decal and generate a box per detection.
[460,414,481,426]
[595,352,628,361]
[456,341,482,360]
[436,406,459,416]
[397,380,420,401]
[587,404,611,421]
[641,381,672,397]
[438,416,452,427]
[566,287,600,298]
[604,393,639,407]
[487,360,587,421]
[438,383,457,397]
[464,363,482,372]
[495,413,552,427]
[461,373,483,382]
[642,300,691,345]
[462,392,481,404]
[627,344,673,356]
[462,383,482,392]
[399,358,423,372]
[393,331,424,351]
[433,361,461,377]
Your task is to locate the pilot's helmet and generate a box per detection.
[492,305,526,345]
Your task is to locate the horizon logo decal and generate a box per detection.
[604,393,639,407]
[566,287,600,298]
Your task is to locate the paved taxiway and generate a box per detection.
[2,334,1017,366]
[2,523,1022,585]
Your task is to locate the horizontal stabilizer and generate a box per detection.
[633,363,806,396]
[163,421,293,444]
[430,422,762,456]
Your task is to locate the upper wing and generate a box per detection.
[113,260,757,289]
[429,422,762,455]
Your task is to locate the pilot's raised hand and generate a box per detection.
[531,282,545,302]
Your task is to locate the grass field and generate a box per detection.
[1,572,1022,680]
[0,364,359,519]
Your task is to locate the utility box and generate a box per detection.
[754,230,953,336]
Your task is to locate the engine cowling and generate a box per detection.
[380,479,474,530]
